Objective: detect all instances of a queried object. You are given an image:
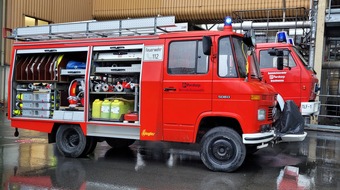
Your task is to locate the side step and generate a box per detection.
[87,124,140,140]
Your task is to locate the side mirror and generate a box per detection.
[202,36,212,55]
[268,49,284,70]
[268,48,284,56]
[268,49,277,56]
[243,31,255,47]
[277,57,284,70]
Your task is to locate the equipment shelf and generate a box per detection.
[90,92,136,95]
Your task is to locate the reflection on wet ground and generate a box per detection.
[0,112,339,190]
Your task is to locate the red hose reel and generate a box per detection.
[68,79,85,107]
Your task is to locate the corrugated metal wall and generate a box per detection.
[93,0,310,22]
[4,0,92,65]
[4,0,311,65]
[6,0,92,28]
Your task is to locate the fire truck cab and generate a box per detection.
[255,32,320,119]
[7,17,306,172]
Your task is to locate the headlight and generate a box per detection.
[258,109,266,121]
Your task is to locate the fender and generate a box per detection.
[193,111,244,142]
[277,93,285,111]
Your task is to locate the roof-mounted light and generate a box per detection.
[224,16,232,26]
[277,31,287,43]
[223,16,233,31]
[288,38,295,45]
[275,31,294,45]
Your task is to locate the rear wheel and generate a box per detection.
[85,136,97,155]
[200,127,246,172]
[56,125,89,158]
[106,138,135,149]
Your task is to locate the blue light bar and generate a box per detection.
[277,32,287,43]
[224,16,232,26]
[288,38,294,45]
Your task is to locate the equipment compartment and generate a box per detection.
[14,47,88,82]
[13,87,59,118]
[89,44,142,123]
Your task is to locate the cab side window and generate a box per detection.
[168,40,208,74]
[259,50,296,68]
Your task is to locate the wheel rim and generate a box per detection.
[209,137,235,163]
[63,129,80,148]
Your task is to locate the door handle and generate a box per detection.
[164,87,176,92]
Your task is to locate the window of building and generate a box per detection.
[168,40,208,75]
[25,16,49,27]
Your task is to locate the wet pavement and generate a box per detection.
[0,111,339,190]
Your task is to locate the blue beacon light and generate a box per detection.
[224,16,232,26]
[223,16,233,31]
[277,32,287,43]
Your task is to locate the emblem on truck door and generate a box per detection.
[179,82,204,92]
[268,71,287,83]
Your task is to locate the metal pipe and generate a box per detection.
[0,0,6,105]
[308,1,317,68]
[282,0,286,22]
[323,61,340,69]
[217,21,312,30]
[328,0,332,20]
[0,0,4,67]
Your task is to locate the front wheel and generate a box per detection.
[200,127,246,172]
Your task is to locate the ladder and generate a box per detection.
[5,16,188,41]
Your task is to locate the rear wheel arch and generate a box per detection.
[49,123,87,143]
[48,123,63,143]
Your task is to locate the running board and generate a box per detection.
[87,124,140,140]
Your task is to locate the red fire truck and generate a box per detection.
[255,32,320,120]
[5,16,306,172]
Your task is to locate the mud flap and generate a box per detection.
[274,100,307,142]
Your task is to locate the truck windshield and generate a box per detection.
[293,47,313,70]
[218,36,261,79]
[249,50,262,79]
[232,37,261,79]
[232,37,247,78]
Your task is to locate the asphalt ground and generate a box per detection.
[0,111,339,190]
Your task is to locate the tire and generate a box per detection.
[106,138,135,149]
[85,136,97,155]
[56,125,88,158]
[200,127,246,172]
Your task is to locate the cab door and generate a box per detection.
[162,39,212,142]
[259,49,301,104]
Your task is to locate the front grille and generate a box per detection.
[268,106,274,121]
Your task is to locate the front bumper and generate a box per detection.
[276,132,307,142]
[242,131,275,144]
[242,130,307,145]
